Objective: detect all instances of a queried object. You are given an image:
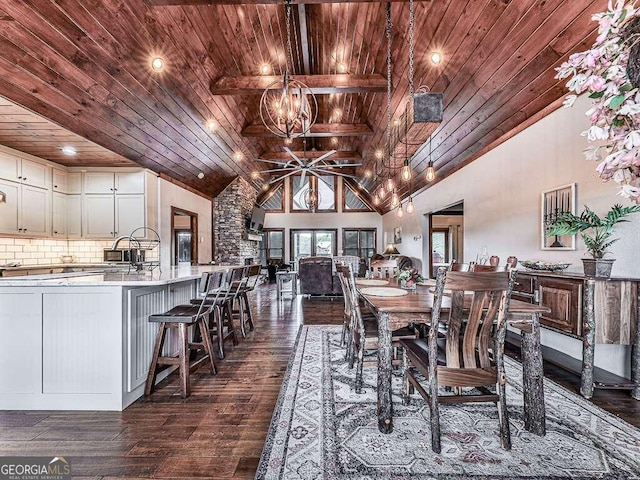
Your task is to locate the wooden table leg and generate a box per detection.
[377,311,394,434]
[521,312,546,436]
[581,279,596,399]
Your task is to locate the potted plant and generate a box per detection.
[547,203,640,277]
[395,267,423,289]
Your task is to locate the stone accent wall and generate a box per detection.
[213,176,259,265]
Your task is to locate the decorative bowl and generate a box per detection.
[518,260,571,272]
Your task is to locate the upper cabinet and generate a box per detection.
[0,152,47,189]
[84,171,144,195]
[82,170,151,239]
[52,168,68,193]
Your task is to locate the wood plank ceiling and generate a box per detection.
[0,0,605,209]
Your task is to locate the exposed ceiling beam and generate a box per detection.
[261,150,361,161]
[242,123,373,137]
[149,0,429,4]
[297,4,311,75]
[210,74,386,95]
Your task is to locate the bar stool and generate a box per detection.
[192,267,243,358]
[145,273,218,398]
[236,264,261,336]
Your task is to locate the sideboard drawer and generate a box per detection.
[538,277,582,336]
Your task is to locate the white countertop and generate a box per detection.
[0,265,233,287]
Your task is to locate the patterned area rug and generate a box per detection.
[256,326,640,479]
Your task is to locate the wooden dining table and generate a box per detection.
[358,281,551,436]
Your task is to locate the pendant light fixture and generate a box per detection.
[259,0,317,138]
[396,203,404,218]
[406,197,415,214]
[425,135,436,182]
[383,3,394,201]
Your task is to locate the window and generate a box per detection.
[258,229,285,265]
[343,182,374,212]
[291,229,337,264]
[290,175,336,212]
[260,182,284,212]
[343,228,376,260]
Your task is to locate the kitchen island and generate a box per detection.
[0,265,230,411]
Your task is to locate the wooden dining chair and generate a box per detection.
[469,262,508,272]
[369,259,398,279]
[339,265,416,393]
[400,267,516,453]
[449,261,471,272]
[335,264,352,350]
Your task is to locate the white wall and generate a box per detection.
[157,178,212,267]
[383,95,640,377]
[265,177,382,263]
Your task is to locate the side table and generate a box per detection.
[276,271,298,300]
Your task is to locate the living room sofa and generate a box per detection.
[298,257,343,296]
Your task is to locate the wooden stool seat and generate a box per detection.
[145,274,219,399]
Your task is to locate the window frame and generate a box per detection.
[289,175,337,213]
[259,181,284,213]
[290,228,338,261]
[342,228,377,260]
[259,228,285,265]
[342,181,375,212]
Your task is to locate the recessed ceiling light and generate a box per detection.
[206,119,217,132]
[61,146,77,156]
[151,56,164,71]
[260,63,271,75]
[197,172,205,179]
[430,51,443,65]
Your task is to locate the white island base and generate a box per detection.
[0,266,226,411]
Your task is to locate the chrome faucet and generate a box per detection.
[111,235,131,250]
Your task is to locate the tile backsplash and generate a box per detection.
[0,238,113,265]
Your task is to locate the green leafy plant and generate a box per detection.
[547,203,640,259]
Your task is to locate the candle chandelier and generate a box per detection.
[259,0,317,138]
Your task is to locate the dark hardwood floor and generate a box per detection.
[0,283,638,479]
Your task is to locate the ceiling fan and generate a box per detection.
[255,146,362,185]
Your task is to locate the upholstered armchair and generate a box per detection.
[298,257,343,296]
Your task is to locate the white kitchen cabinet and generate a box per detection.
[67,194,82,237]
[52,168,68,193]
[0,152,47,189]
[68,172,82,194]
[84,193,145,238]
[85,171,144,194]
[116,171,145,194]
[0,179,19,234]
[115,194,145,238]
[84,194,116,237]
[20,185,48,236]
[52,192,67,237]
[0,179,47,236]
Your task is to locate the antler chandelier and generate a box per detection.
[259,0,317,138]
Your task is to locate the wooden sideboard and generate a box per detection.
[511,270,639,399]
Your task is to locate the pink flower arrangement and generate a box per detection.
[556,0,640,202]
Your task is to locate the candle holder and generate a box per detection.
[541,183,577,250]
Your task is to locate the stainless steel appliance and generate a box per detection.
[103,248,145,264]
